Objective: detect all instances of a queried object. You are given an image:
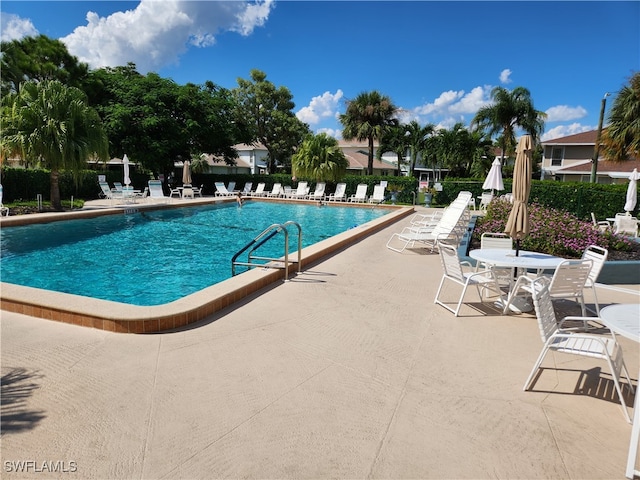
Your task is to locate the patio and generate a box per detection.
[1,206,638,479]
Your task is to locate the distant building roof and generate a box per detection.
[541,130,600,145]
[555,158,640,177]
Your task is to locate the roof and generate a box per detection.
[344,150,391,171]
[555,158,640,176]
[541,130,600,145]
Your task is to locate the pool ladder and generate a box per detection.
[231,221,302,280]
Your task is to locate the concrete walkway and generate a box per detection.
[1,208,639,479]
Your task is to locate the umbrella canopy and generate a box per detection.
[123,154,131,186]
[623,168,639,213]
[482,158,504,193]
[504,135,533,255]
[182,160,192,185]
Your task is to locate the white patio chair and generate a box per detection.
[214,182,234,196]
[581,245,608,316]
[476,232,514,287]
[478,192,493,210]
[502,258,593,316]
[614,214,639,237]
[249,182,266,197]
[308,182,326,201]
[349,183,368,203]
[369,184,386,204]
[240,182,253,195]
[192,184,203,197]
[290,181,309,199]
[147,180,169,203]
[0,184,9,216]
[523,277,634,423]
[327,183,346,201]
[591,212,610,233]
[266,183,282,197]
[434,241,505,316]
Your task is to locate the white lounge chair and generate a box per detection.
[267,183,282,197]
[249,182,266,197]
[523,277,634,423]
[227,181,237,193]
[148,180,169,203]
[327,183,346,202]
[241,182,253,195]
[349,183,368,203]
[290,181,309,199]
[369,184,386,204]
[308,182,326,201]
[434,241,505,317]
[214,182,234,196]
[0,184,10,216]
[99,181,123,204]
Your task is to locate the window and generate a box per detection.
[551,147,563,166]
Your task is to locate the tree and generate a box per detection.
[1,80,109,210]
[377,123,409,176]
[232,69,309,173]
[1,34,89,96]
[404,120,434,176]
[601,72,640,162]
[339,90,397,175]
[471,86,546,163]
[291,133,349,182]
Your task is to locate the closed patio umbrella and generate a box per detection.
[623,168,639,213]
[504,135,533,256]
[182,159,192,186]
[482,158,504,194]
[123,154,131,186]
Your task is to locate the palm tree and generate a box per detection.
[1,80,109,210]
[377,123,408,176]
[601,72,640,162]
[339,90,397,175]
[291,133,349,182]
[471,86,546,163]
[405,120,434,176]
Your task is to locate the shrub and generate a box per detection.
[473,198,635,258]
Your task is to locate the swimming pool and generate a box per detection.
[1,201,389,306]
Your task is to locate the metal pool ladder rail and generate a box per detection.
[231,221,302,280]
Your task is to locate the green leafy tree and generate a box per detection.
[471,86,546,163]
[339,90,398,175]
[232,69,309,173]
[405,120,434,176]
[602,71,640,162]
[377,123,409,176]
[291,133,348,182]
[1,80,108,210]
[1,34,89,96]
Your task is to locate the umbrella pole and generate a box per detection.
[515,239,520,257]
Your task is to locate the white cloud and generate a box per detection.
[448,86,492,115]
[541,123,594,141]
[414,85,492,124]
[545,105,588,122]
[60,0,274,73]
[416,90,463,116]
[296,89,343,125]
[0,13,38,41]
[499,68,512,84]
[317,127,341,139]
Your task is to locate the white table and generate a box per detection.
[469,249,565,312]
[600,303,640,479]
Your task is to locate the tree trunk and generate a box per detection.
[50,170,62,211]
[367,136,374,175]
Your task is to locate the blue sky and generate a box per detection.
[1,1,638,141]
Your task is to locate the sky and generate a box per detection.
[1,0,639,142]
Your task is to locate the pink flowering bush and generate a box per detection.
[473,198,635,258]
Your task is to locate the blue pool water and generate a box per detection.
[1,202,388,306]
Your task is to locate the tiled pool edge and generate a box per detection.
[0,205,413,333]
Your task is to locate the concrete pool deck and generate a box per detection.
[1,205,639,479]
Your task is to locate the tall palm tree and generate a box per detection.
[471,86,546,163]
[377,123,408,176]
[1,80,109,210]
[339,90,397,175]
[405,120,434,176]
[601,72,640,162]
[291,133,348,182]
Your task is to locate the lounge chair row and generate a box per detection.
[215,182,369,202]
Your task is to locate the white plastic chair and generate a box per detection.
[214,182,234,196]
[477,232,514,286]
[591,212,610,232]
[502,259,593,316]
[369,184,386,204]
[266,183,282,197]
[434,241,505,316]
[614,214,639,237]
[249,182,266,197]
[349,183,368,203]
[582,245,608,316]
[1,184,10,216]
[192,184,203,197]
[478,192,493,210]
[290,181,309,199]
[308,182,326,201]
[523,278,634,423]
[327,183,346,201]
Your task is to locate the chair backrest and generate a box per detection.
[481,232,513,250]
[242,182,252,194]
[590,212,599,227]
[372,184,385,200]
[140,186,149,198]
[582,245,608,284]
[354,184,368,199]
[333,183,346,198]
[254,183,265,194]
[215,182,229,194]
[438,242,465,282]
[530,278,559,343]
[227,181,236,192]
[99,182,112,196]
[113,182,123,192]
[148,180,165,197]
[312,182,326,196]
[295,182,308,195]
[615,216,638,236]
[270,183,282,194]
[548,259,593,297]
[0,184,3,205]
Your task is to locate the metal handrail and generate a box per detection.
[231,221,302,280]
